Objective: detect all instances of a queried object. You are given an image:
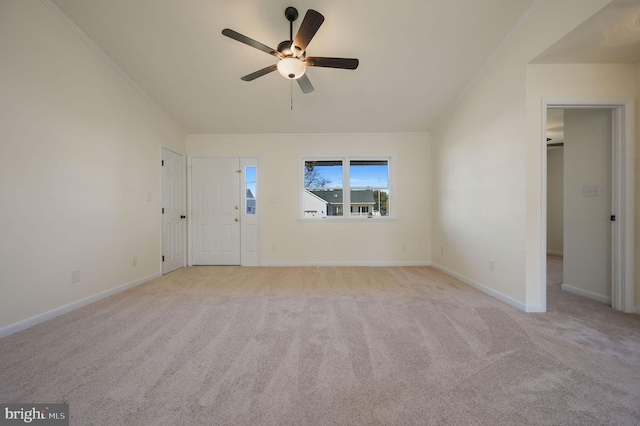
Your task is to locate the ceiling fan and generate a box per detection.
[222,7,359,94]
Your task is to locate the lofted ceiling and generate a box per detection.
[47,0,538,134]
[532,0,640,64]
[46,0,639,135]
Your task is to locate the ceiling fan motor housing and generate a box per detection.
[277,40,293,56]
[222,6,358,93]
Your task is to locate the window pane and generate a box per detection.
[350,189,373,216]
[245,166,256,215]
[304,160,342,188]
[350,160,388,188]
[373,189,390,216]
[350,160,389,216]
[302,158,390,219]
[304,160,343,218]
[305,189,343,217]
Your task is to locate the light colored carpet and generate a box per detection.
[1,264,639,425]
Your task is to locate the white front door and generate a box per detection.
[192,157,241,265]
[162,148,186,274]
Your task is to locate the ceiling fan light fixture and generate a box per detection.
[277,57,306,79]
[222,7,357,93]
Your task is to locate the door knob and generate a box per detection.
[234,218,239,222]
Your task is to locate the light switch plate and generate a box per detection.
[583,185,600,197]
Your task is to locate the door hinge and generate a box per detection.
[162,160,164,166]
[162,207,165,214]
[611,215,616,221]
[162,255,165,262]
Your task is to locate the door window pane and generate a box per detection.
[245,166,256,215]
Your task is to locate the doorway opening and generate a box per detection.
[542,99,634,313]
[546,108,613,306]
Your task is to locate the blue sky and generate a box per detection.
[246,166,257,197]
[314,164,388,188]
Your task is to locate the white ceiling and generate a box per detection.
[48,0,537,134]
[539,0,640,149]
[533,0,640,64]
[47,0,640,135]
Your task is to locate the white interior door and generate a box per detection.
[162,148,186,274]
[192,157,241,265]
[562,109,612,303]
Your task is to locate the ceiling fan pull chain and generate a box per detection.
[291,80,294,111]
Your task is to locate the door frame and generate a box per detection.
[541,98,635,313]
[161,146,187,274]
[187,155,261,266]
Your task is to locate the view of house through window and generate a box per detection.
[245,166,256,215]
[303,158,389,219]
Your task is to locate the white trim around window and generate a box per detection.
[299,156,394,221]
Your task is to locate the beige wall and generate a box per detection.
[546,147,564,255]
[527,63,638,312]
[187,133,431,265]
[432,0,613,311]
[2,0,637,337]
[0,1,186,332]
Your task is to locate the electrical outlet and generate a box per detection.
[71,270,80,283]
[489,259,495,272]
[272,245,277,252]
[132,256,137,267]
[402,244,407,252]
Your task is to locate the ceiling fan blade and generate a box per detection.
[292,9,324,57]
[297,74,314,94]
[222,29,282,58]
[241,64,278,81]
[305,57,359,70]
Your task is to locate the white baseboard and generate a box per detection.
[0,273,160,339]
[561,283,611,305]
[524,303,546,313]
[431,263,530,312]
[261,261,432,267]
[546,250,563,257]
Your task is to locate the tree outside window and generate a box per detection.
[302,158,390,219]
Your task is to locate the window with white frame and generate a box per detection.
[302,158,390,219]
[245,166,257,215]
